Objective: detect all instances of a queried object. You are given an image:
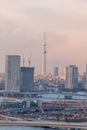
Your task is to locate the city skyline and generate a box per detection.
[0,0,87,73]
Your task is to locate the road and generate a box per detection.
[0,120,87,129]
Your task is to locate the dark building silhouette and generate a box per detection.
[20,67,34,92]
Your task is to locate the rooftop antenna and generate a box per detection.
[28,53,32,67]
[42,32,47,76]
[23,54,25,67]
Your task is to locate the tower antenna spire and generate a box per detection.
[28,53,32,67]
[42,32,47,76]
[23,54,25,67]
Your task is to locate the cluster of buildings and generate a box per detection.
[53,65,87,91]
[5,55,34,93]
[34,64,87,92]
[0,54,87,93]
[65,65,87,90]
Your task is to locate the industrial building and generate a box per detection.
[0,97,40,109]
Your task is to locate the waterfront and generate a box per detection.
[0,92,86,130]
[0,126,55,130]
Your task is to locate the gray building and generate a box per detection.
[54,67,58,77]
[85,64,87,89]
[20,67,34,92]
[5,55,20,92]
[80,65,87,90]
[66,65,78,89]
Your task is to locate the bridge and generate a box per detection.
[0,120,87,129]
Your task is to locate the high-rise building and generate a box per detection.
[66,65,78,89]
[54,67,58,77]
[85,64,87,89]
[82,72,86,89]
[20,67,34,92]
[5,55,20,92]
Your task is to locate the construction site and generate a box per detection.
[0,96,87,123]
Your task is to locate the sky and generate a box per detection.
[0,0,87,74]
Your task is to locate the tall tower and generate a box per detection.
[42,33,47,76]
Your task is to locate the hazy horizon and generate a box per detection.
[0,0,87,74]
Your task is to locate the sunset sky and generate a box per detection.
[0,0,87,73]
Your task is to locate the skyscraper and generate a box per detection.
[85,64,87,89]
[54,67,58,77]
[20,67,34,92]
[5,55,20,92]
[66,65,78,89]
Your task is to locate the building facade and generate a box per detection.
[66,65,78,89]
[54,67,58,77]
[5,55,20,92]
[20,67,34,92]
[85,64,87,89]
